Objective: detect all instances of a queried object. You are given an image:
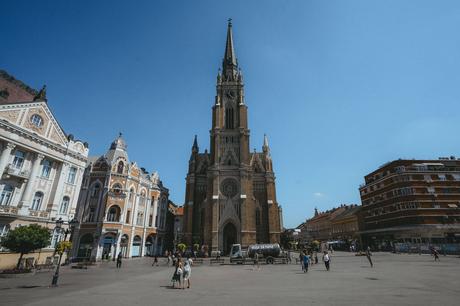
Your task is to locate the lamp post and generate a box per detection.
[51,217,78,287]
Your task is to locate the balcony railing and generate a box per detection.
[0,205,19,215]
[4,164,30,179]
[108,191,127,198]
[28,210,50,218]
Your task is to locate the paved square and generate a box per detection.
[1,252,459,306]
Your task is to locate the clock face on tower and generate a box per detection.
[226,90,235,99]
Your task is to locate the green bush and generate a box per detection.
[1,224,51,269]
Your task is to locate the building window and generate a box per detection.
[88,207,95,222]
[117,161,124,174]
[137,212,144,226]
[225,107,234,129]
[107,206,120,222]
[0,185,14,206]
[67,167,77,184]
[91,183,101,198]
[41,159,52,178]
[12,150,25,169]
[427,187,435,194]
[129,188,135,204]
[438,174,446,181]
[452,174,460,181]
[31,192,44,210]
[59,196,70,214]
[149,214,153,227]
[125,210,131,224]
[0,223,10,238]
[50,228,62,248]
[30,114,43,127]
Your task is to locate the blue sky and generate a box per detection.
[2,1,460,228]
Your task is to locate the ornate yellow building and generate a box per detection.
[73,134,169,260]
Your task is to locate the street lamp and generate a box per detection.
[51,218,71,287]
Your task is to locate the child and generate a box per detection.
[323,251,330,271]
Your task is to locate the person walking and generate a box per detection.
[183,256,193,289]
[365,246,373,267]
[171,258,183,289]
[116,251,122,269]
[432,247,440,261]
[323,251,330,271]
[152,255,159,267]
[166,251,171,266]
[302,252,310,273]
[314,252,319,265]
[299,251,304,271]
[253,250,261,271]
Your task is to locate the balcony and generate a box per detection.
[4,164,30,180]
[108,190,127,199]
[0,205,19,215]
[28,210,50,218]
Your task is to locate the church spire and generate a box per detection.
[192,135,199,153]
[222,18,238,80]
[262,134,270,153]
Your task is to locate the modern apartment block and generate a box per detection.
[359,158,460,251]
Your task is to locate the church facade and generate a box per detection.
[183,22,283,254]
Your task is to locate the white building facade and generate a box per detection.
[0,70,88,269]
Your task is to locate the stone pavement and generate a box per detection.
[1,252,459,306]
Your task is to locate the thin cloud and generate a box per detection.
[313,192,324,197]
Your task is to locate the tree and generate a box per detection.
[56,241,72,255]
[177,243,187,253]
[1,224,51,269]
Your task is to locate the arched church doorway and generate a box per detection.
[223,222,237,255]
[77,234,94,260]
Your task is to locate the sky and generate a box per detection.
[2,0,460,228]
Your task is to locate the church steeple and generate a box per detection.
[262,134,270,153]
[192,135,199,153]
[222,18,238,80]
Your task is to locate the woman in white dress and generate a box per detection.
[183,257,193,289]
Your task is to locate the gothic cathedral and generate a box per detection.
[183,21,283,254]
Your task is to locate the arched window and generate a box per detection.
[41,159,52,178]
[107,205,121,222]
[91,183,101,198]
[139,190,146,206]
[117,161,124,174]
[59,196,70,214]
[125,210,131,224]
[129,188,135,203]
[255,208,261,226]
[0,185,14,206]
[225,108,234,129]
[12,150,25,169]
[31,192,44,210]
